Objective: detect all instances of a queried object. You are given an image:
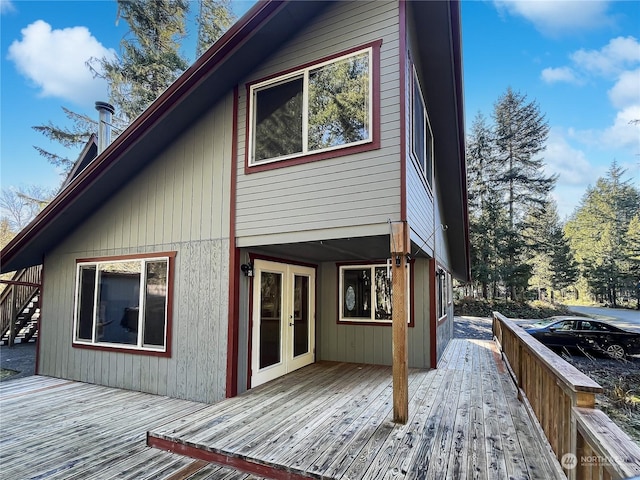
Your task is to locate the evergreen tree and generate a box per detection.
[565,162,640,306]
[466,113,501,298]
[196,0,235,57]
[625,214,640,308]
[32,107,98,177]
[549,224,579,298]
[492,88,556,299]
[97,0,190,123]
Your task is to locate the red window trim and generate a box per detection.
[72,251,176,358]
[244,39,382,175]
[335,259,415,327]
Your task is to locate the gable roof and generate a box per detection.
[1,0,468,280]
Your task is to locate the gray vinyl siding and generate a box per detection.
[316,258,431,369]
[405,6,435,255]
[236,1,401,242]
[39,94,234,404]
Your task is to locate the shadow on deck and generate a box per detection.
[148,338,563,479]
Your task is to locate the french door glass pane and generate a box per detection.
[260,272,282,369]
[293,275,309,357]
[254,77,303,161]
[308,52,369,150]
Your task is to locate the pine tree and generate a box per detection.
[97,0,190,123]
[467,113,502,298]
[492,88,556,300]
[196,0,235,57]
[565,162,640,306]
[31,107,98,176]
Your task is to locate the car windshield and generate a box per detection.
[531,317,561,328]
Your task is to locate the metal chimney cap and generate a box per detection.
[95,101,115,114]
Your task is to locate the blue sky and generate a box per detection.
[1,1,639,220]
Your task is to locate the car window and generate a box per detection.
[555,321,575,331]
[581,321,609,331]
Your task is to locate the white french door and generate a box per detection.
[251,260,315,388]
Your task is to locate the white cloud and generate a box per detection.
[571,36,640,77]
[0,0,15,15]
[600,105,640,150]
[608,68,640,109]
[493,1,613,37]
[543,130,611,218]
[7,20,116,106]
[544,130,595,187]
[541,37,640,155]
[541,66,581,84]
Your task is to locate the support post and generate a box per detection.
[391,221,409,424]
[9,286,17,348]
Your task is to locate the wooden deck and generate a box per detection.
[0,376,263,479]
[148,339,563,479]
[0,339,564,479]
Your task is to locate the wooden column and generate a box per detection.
[391,221,409,424]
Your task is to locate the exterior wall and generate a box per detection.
[434,178,455,363]
[316,258,431,369]
[404,6,435,255]
[39,94,234,404]
[235,1,401,246]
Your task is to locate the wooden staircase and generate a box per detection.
[0,265,42,346]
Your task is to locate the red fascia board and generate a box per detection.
[0,0,286,270]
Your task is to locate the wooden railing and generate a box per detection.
[0,265,42,346]
[493,311,640,480]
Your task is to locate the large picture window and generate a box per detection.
[338,263,411,324]
[412,68,434,188]
[249,46,374,165]
[73,253,174,355]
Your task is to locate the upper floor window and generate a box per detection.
[73,252,175,355]
[249,46,374,166]
[412,68,434,188]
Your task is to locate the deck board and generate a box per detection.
[0,339,563,480]
[148,339,563,480]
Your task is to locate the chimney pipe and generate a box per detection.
[95,101,115,154]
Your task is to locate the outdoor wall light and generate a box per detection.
[241,263,254,277]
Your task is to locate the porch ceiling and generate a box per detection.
[248,235,434,264]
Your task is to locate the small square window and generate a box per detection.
[338,263,409,324]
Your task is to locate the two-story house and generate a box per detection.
[0,0,468,404]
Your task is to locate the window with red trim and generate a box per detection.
[248,46,374,166]
[338,263,411,324]
[73,253,174,354]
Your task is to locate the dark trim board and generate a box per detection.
[148,436,316,480]
[227,85,241,399]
